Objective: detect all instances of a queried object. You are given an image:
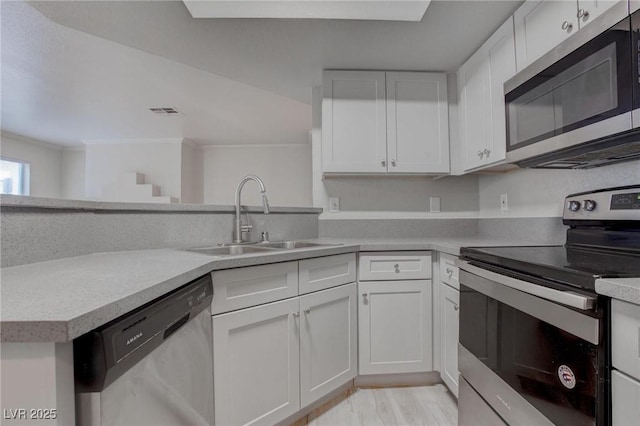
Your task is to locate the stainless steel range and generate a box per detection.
[457,185,640,426]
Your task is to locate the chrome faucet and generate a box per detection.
[234,175,270,243]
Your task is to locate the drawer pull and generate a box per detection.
[446,267,454,276]
[394,264,400,273]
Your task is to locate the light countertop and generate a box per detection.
[596,278,640,306]
[0,236,557,343]
[0,245,357,342]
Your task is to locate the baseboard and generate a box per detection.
[354,371,441,388]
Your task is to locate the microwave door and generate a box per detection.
[505,11,633,164]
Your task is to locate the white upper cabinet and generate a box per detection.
[577,1,622,28]
[458,17,516,172]
[632,0,640,13]
[322,71,387,173]
[386,72,450,174]
[514,0,621,72]
[514,1,578,71]
[322,70,450,174]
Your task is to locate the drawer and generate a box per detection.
[359,251,431,281]
[211,262,298,314]
[439,253,459,290]
[612,370,640,426]
[299,253,356,295]
[612,299,640,380]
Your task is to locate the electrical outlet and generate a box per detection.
[500,193,508,211]
[430,196,441,213]
[329,197,340,212]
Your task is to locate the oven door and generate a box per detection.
[458,263,607,426]
[505,10,633,165]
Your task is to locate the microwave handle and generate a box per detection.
[455,260,595,310]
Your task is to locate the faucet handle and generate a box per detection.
[240,224,253,233]
[261,231,269,242]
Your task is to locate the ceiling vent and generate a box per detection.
[149,107,181,115]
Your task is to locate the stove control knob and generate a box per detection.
[583,199,597,211]
[568,200,581,212]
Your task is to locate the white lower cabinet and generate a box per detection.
[611,299,640,425]
[358,280,433,375]
[612,370,640,426]
[300,283,357,407]
[213,297,300,426]
[440,282,460,397]
[213,281,357,426]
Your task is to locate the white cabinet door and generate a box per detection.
[386,72,450,174]
[458,16,515,172]
[213,298,300,426]
[440,283,460,397]
[577,0,620,28]
[322,70,387,173]
[458,51,492,171]
[299,283,357,408]
[486,17,516,167]
[612,370,640,426]
[358,280,433,375]
[514,0,579,71]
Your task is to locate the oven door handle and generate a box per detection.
[455,260,596,310]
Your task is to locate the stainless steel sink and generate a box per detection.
[187,245,278,256]
[259,241,338,249]
[186,241,340,257]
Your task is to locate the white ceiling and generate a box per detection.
[1,0,522,147]
[183,0,432,21]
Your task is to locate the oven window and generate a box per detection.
[460,284,602,425]
[506,19,632,150]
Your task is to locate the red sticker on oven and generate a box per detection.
[558,365,576,389]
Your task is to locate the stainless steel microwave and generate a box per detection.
[505,4,640,169]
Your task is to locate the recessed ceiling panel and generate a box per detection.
[183,0,431,21]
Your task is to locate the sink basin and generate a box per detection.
[187,245,278,256]
[259,241,339,249]
[186,241,340,256]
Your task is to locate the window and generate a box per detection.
[0,158,30,195]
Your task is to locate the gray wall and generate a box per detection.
[323,174,479,212]
[478,159,640,218]
[1,208,319,267]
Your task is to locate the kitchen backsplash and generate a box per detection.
[0,199,320,267]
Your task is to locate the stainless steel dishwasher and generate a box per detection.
[74,274,214,426]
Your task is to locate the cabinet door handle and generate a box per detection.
[292,312,300,318]
[362,293,368,305]
[477,150,484,159]
[454,304,459,311]
[303,308,311,315]
[446,267,454,276]
[577,8,589,20]
[394,264,400,273]
[391,159,396,167]
[381,160,386,167]
[483,149,491,158]
[561,20,573,32]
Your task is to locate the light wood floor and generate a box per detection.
[299,385,458,426]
